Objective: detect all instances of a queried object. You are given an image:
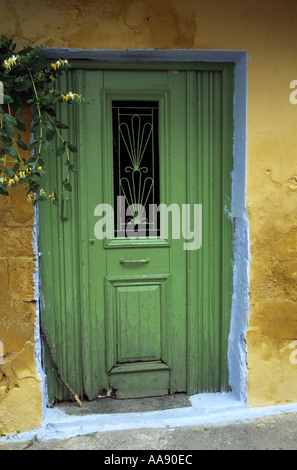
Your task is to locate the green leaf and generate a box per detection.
[68,163,78,173]
[4,169,15,178]
[3,94,13,104]
[1,135,12,146]
[64,182,72,192]
[3,114,17,126]
[27,174,40,182]
[7,147,18,159]
[29,140,40,151]
[46,107,56,117]
[16,106,23,117]
[42,120,55,132]
[42,140,53,152]
[4,124,15,137]
[31,121,41,132]
[46,129,55,141]
[67,143,77,153]
[56,122,69,130]
[17,139,28,151]
[56,146,66,157]
[12,162,20,172]
[14,80,31,92]
[15,119,27,132]
[0,187,9,196]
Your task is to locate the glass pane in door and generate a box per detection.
[112,101,160,238]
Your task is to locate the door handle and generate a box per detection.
[120,258,150,264]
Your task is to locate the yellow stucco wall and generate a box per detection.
[1,0,297,433]
[0,110,42,434]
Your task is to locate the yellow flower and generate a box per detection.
[48,192,56,201]
[37,166,42,171]
[51,59,68,72]
[36,71,45,81]
[61,91,82,102]
[8,179,14,186]
[27,193,35,202]
[3,54,18,71]
[39,188,46,196]
[19,171,26,179]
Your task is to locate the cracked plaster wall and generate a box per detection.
[1,0,297,433]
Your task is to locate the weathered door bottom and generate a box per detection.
[108,361,171,399]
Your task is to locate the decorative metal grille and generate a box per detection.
[112,101,160,237]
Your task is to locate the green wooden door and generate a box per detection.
[39,64,234,402]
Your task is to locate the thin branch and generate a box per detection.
[46,111,71,181]
[40,322,82,407]
[27,66,43,165]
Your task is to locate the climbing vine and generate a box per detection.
[0,35,89,204]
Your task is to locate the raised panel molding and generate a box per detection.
[105,275,171,371]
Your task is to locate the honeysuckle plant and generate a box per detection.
[0,35,90,204]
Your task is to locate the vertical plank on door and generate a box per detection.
[39,70,83,402]
[187,65,234,394]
